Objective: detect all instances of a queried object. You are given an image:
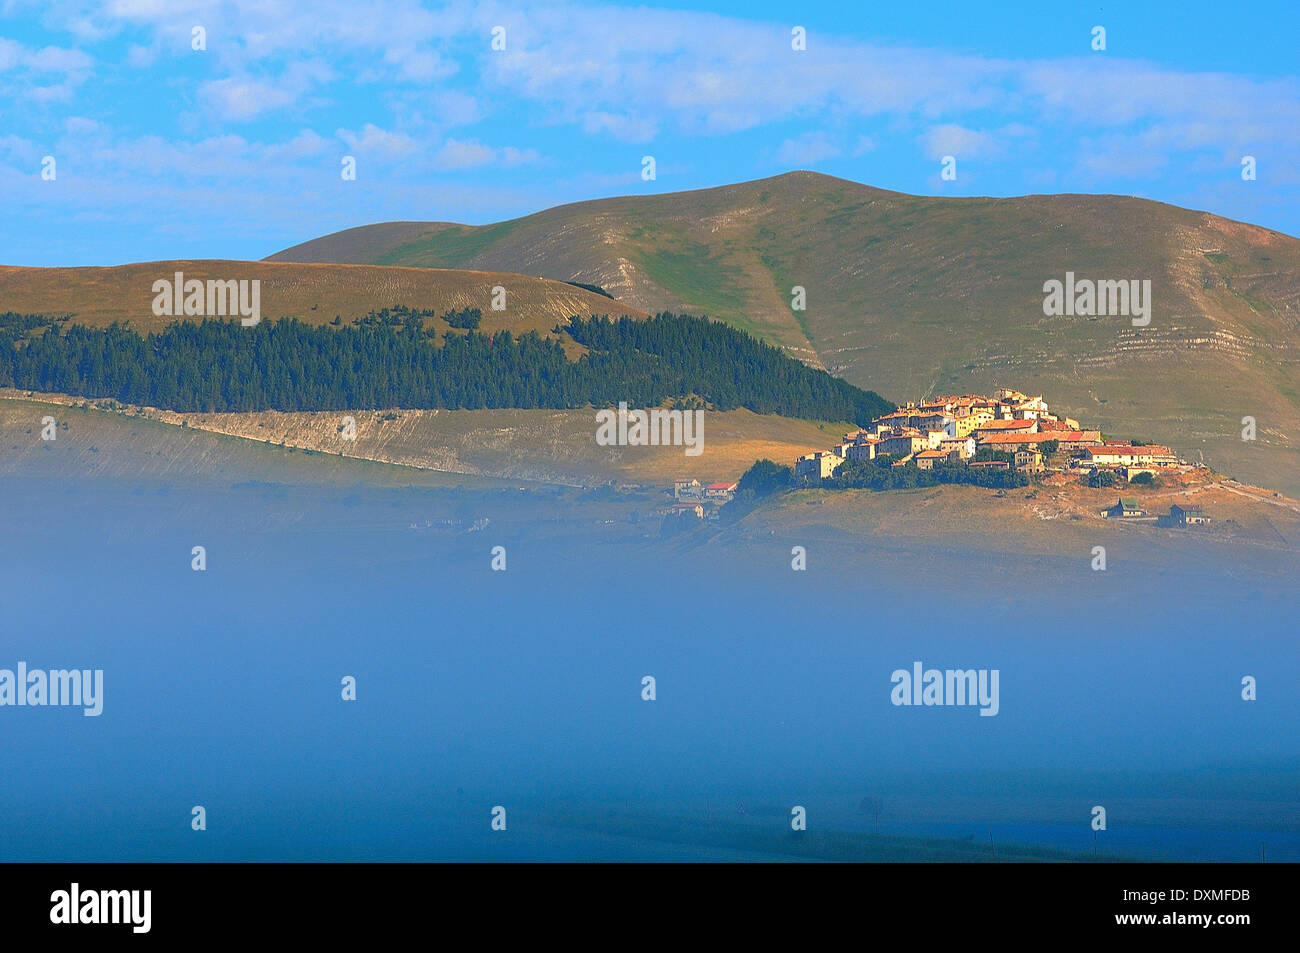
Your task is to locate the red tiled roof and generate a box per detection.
[984,430,1097,443]
[1088,443,1174,457]
[981,432,1050,445]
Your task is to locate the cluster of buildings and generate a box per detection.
[655,387,1207,526]
[795,387,1190,485]
[1107,499,1210,527]
[662,478,738,519]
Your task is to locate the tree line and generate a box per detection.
[565,315,892,425]
[722,453,1028,523]
[0,310,893,422]
[823,456,1030,490]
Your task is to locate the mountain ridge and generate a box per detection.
[267,171,1300,495]
[0,258,647,340]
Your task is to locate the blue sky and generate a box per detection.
[2,0,1298,266]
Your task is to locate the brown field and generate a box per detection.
[0,395,505,489]
[0,260,645,348]
[0,389,845,487]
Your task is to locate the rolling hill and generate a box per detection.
[0,392,843,489]
[0,259,646,342]
[270,171,1300,495]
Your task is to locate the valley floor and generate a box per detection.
[4,388,1299,574]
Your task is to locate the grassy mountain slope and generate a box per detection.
[0,259,646,343]
[270,171,1300,495]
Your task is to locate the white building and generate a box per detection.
[795,451,846,481]
[937,435,976,459]
[845,439,878,462]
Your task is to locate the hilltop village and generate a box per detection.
[667,387,1212,525]
[795,387,1184,481]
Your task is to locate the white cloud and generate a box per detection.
[3,0,1299,258]
[270,128,331,159]
[433,138,495,169]
[64,116,100,135]
[429,137,541,171]
[466,2,1300,162]
[579,112,658,144]
[198,59,334,121]
[200,76,297,120]
[26,45,94,72]
[922,124,997,160]
[336,123,415,157]
[0,133,40,165]
[126,44,157,68]
[0,39,94,75]
[501,145,541,166]
[774,131,842,167]
[920,122,1036,161]
[0,37,95,103]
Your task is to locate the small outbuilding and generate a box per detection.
[1170,503,1209,526]
[1107,497,1147,518]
